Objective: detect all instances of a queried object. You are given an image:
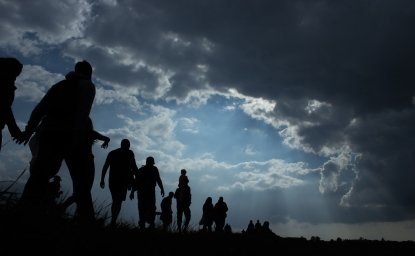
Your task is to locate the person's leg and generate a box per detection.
[66,153,94,223]
[217,218,225,232]
[177,205,183,232]
[111,198,122,226]
[183,206,191,231]
[137,194,145,229]
[148,190,156,227]
[149,205,157,228]
[167,213,172,230]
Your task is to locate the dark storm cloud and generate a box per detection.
[345,109,415,212]
[135,0,415,220]
[84,1,415,106]
[110,1,415,109]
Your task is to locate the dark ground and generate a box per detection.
[1,194,414,256]
[1,210,414,256]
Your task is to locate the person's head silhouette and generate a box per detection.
[75,60,92,79]
[0,57,23,80]
[120,139,130,149]
[146,156,155,165]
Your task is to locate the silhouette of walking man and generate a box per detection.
[0,57,23,152]
[174,183,191,232]
[18,60,96,223]
[100,138,137,226]
[246,219,255,234]
[130,156,164,229]
[213,196,228,232]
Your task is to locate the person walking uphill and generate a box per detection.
[17,60,96,223]
[0,57,24,152]
[200,196,214,232]
[175,183,191,232]
[100,138,137,226]
[214,196,228,232]
[130,156,164,229]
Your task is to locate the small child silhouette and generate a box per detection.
[178,169,189,187]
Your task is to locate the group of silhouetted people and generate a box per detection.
[1,56,269,235]
[199,195,230,232]
[242,219,278,237]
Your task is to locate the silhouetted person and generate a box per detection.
[62,120,110,211]
[200,196,214,232]
[213,196,228,232]
[255,219,262,232]
[224,223,232,233]
[100,138,136,226]
[246,219,255,234]
[18,60,96,222]
[178,168,189,188]
[160,191,174,231]
[174,183,191,232]
[0,57,23,152]
[130,156,164,229]
[261,220,278,237]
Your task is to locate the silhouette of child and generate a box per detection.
[160,191,175,231]
[178,168,189,187]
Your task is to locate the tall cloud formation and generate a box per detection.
[1,0,415,228]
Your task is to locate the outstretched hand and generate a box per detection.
[101,140,109,149]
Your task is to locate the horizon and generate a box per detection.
[1,182,414,243]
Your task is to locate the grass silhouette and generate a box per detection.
[1,179,415,255]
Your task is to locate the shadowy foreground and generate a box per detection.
[1,200,414,256]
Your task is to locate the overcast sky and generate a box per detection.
[1,0,414,241]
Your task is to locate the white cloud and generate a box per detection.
[15,65,64,102]
[178,117,199,134]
